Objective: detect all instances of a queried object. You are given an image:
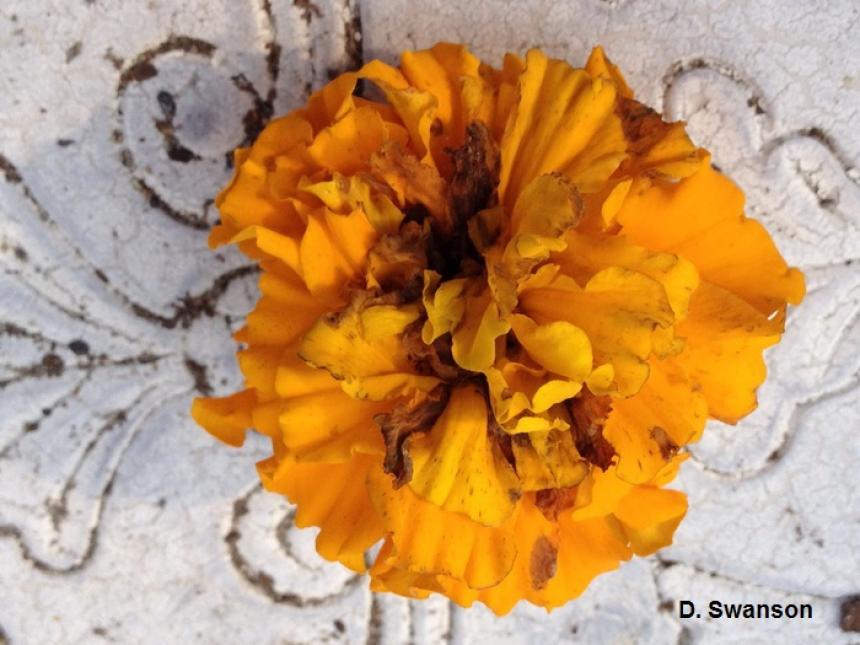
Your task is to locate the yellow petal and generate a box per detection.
[406,385,521,526]
[421,271,467,344]
[521,267,675,396]
[451,281,510,372]
[586,362,615,394]
[508,313,592,382]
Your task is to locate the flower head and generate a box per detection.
[192,44,804,613]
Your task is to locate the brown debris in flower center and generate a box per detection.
[569,391,616,470]
[366,221,427,299]
[402,323,462,381]
[448,121,501,228]
[529,536,558,590]
[377,385,450,488]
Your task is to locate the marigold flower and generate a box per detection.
[192,43,804,614]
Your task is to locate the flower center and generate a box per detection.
[350,120,617,508]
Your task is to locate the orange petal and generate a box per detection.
[612,486,687,556]
[307,107,389,175]
[499,49,619,208]
[258,454,384,572]
[617,162,804,315]
[367,465,517,589]
[191,389,256,447]
[604,357,707,483]
[675,280,784,422]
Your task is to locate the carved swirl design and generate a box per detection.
[0,0,856,642]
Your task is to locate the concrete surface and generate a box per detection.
[0,0,858,643]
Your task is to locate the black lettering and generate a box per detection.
[771,604,782,618]
[800,603,812,618]
[786,604,797,618]
[708,600,722,618]
[680,600,696,618]
[724,603,743,618]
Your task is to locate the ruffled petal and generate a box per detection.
[258,453,385,572]
[617,161,805,315]
[367,464,517,589]
[499,49,620,208]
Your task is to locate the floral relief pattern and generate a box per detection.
[0,0,857,643]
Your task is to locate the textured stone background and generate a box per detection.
[1,1,858,643]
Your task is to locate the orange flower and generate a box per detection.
[192,43,804,614]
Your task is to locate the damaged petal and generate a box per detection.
[371,142,451,230]
[569,390,616,470]
[650,426,679,461]
[377,385,450,487]
[529,535,558,590]
[366,220,428,296]
[535,486,578,522]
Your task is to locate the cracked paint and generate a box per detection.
[0,0,858,643]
